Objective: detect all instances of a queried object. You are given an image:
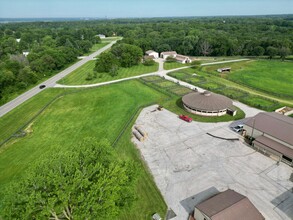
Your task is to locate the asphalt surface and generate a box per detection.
[0,40,117,118]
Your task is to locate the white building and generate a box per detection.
[22,51,29,57]
[145,50,159,59]
[175,54,192,64]
[160,51,177,59]
[96,34,106,39]
[160,51,191,64]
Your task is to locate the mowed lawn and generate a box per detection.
[164,62,189,70]
[83,42,109,55]
[0,80,167,219]
[59,61,159,85]
[0,89,67,145]
[204,60,293,97]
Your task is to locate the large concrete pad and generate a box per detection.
[132,105,293,220]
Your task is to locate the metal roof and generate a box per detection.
[182,92,233,111]
[255,135,293,159]
[245,112,293,146]
[196,189,264,220]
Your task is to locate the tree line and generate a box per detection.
[0,15,292,105]
[0,25,100,105]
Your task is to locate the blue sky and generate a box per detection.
[0,0,292,18]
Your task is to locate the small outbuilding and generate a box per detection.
[217,67,231,73]
[193,189,265,220]
[145,50,159,59]
[175,54,192,64]
[182,91,235,116]
[275,106,293,116]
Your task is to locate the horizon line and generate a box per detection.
[1,13,293,20]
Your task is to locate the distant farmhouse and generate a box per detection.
[192,189,264,220]
[160,51,177,59]
[145,50,159,59]
[244,112,293,166]
[96,34,106,39]
[160,51,192,64]
[22,51,29,57]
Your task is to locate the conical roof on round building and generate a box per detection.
[182,91,233,112]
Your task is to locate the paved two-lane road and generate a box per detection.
[0,40,117,118]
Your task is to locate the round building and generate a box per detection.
[182,91,234,116]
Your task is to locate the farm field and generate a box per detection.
[168,61,293,110]
[203,60,293,98]
[0,81,167,219]
[59,61,159,85]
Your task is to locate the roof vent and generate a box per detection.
[203,91,211,96]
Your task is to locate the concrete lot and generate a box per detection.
[132,105,293,220]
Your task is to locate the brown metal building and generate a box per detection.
[193,189,264,220]
[244,112,293,166]
[182,91,235,117]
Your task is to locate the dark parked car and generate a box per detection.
[39,85,46,89]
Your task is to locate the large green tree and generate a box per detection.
[2,138,138,219]
[95,51,119,73]
[111,43,143,67]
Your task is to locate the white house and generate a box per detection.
[145,50,159,59]
[96,34,106,39]
[160,51,177,59]
[160,51,192,64]
[22,51,30,57]
[16,38,21,43]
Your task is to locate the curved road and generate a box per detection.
[54,58,261,117]
[0,40,118,118]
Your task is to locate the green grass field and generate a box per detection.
[203,60,293,98]
[83,42,109,55]
[164,62,189,70]
[59,61,159,85]
[0,81,167,219]
[140,76,245,123]
[167,66,288,111]
[0,89,67,145]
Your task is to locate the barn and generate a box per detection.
[182,91,236,117]
[244,112,293,166]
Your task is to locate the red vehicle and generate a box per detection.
[179,115,192,122]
